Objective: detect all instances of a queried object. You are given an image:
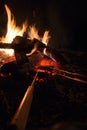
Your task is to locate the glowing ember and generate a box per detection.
[40,59,57,67]
[35,58,59,73]
[33,58,59,80]
[0,4,27,56]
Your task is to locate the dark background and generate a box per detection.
[0,0,87,51]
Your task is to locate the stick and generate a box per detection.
[10,72,38,130]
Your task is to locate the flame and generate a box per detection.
[28,25,50,44]
[26,44,37,56]
[28,25,40,41]
[42,31,50,45]
[0,4,27,56]
[28,25,50,49]
[0,4,50,59]
[42,31,51,54]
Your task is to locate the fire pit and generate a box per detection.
[0,4,87,130]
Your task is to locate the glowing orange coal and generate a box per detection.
[35,58,59,71]
[40,59,58,67]
[34,58,59,79]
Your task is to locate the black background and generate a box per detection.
[0,0,87,51]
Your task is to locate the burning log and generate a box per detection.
[0,36,34,53]
[0,36,66,64]
[0,36,47,52]
[0,36,45,67]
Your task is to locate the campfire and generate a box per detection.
[0,4,87,130]
[0,4,60,79]
[0,4,87,85]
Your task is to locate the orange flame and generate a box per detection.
[26,44,37,56]
[28,25,51,54]
[28,25,40,41]
[42,31,51,54]
[0,4,50,58]
[42,31,50,45]
[0,4,27,56]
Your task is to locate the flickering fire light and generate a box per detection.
[0,4,50,57]
[0,4,87,85]
[0,4,27,56]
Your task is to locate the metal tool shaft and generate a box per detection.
[10,72,38,130]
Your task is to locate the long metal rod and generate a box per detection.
[54,68,87,85]
[10,72,38,130]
